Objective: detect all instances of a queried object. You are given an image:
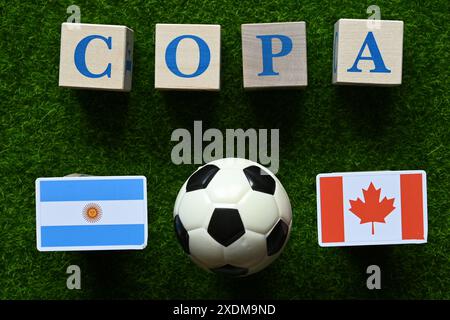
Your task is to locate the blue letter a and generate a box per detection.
[347,32,391,73]
[257,35,293,76]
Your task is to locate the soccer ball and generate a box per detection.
[173,158,292,276]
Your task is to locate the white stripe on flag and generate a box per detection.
[39,200,146,226]
[342,174,402,243]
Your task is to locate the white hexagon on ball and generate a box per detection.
[173,158,292,276]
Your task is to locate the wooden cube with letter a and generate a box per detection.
[155,24,221,91]
[332,19,403,86]
[241,22,307,89]
[59,23,134,91]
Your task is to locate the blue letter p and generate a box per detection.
[257,34,293,76]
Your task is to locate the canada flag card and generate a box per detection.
[316,171,427,247]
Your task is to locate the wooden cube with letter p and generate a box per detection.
[242,22,307,89]
[333,19,403,86]
[59,23,134,91]
[155,24,221,91]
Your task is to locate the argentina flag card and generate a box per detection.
[35,176,147,251]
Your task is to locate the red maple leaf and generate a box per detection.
[349,182,395,235]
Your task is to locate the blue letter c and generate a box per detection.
[74,35,112,78]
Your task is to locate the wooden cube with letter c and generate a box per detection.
[59,23,134,91]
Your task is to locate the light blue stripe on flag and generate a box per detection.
[40,179,144,202]
[40,224,145,247]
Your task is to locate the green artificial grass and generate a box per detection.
[0,0,449,299]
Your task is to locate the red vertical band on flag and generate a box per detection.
[400,174,424,240]
[320,177,344,243]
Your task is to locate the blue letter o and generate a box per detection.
[165,35,211,78]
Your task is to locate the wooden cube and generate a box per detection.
[155,24,221,91]
[333,19,403,86]
[59,23,134,91]
[241,22,307,89]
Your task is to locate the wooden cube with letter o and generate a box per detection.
[154,24,221,91]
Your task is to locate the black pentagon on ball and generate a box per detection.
[186,164,220,192]
[207,208,245,247]
[243,165,276,195]
[267,219,289,256]
[174,215,190,254]
[211,264,248,276]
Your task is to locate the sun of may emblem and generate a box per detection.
[83,203,102,223]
